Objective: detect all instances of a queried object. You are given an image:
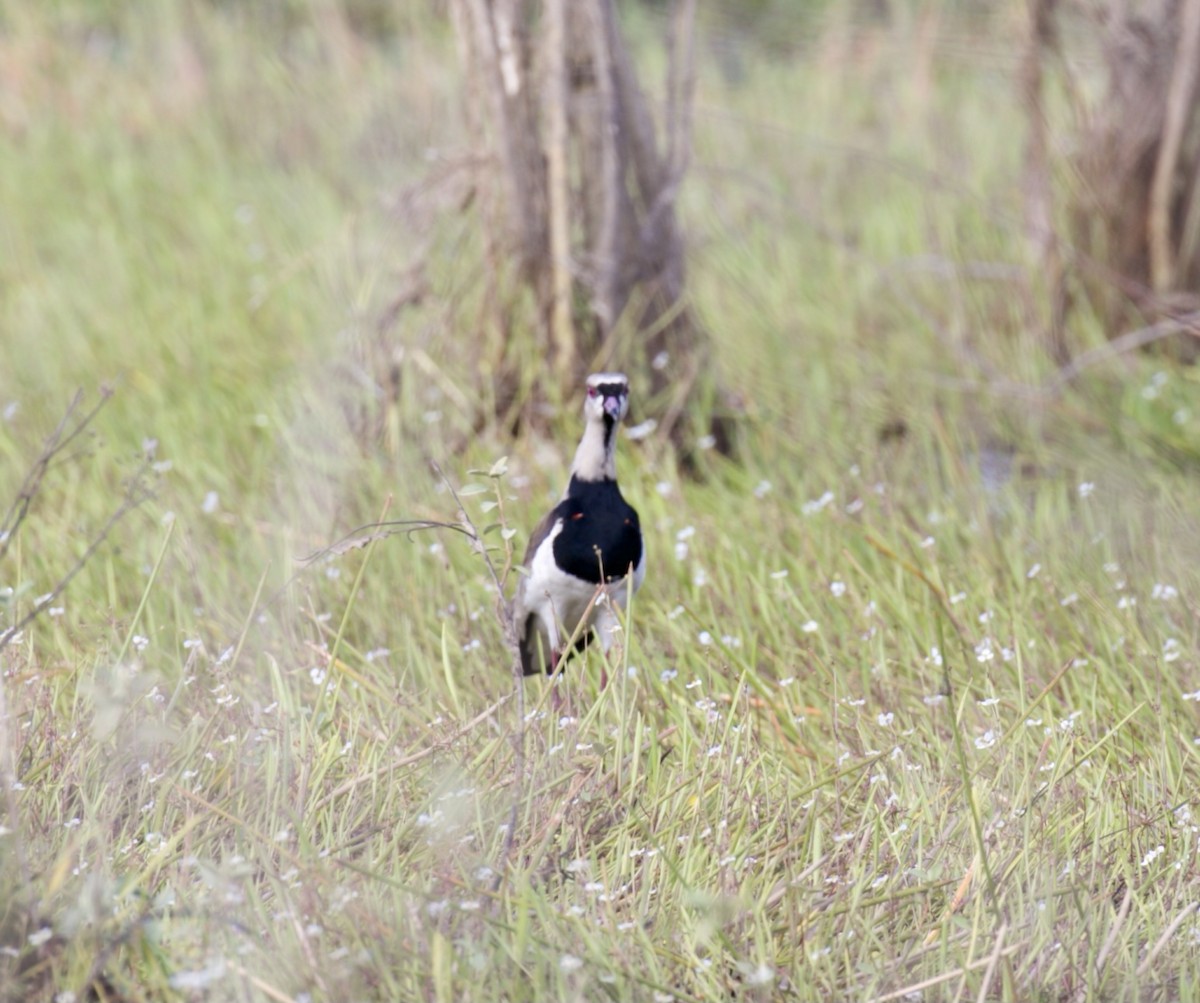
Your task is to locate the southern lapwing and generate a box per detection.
[514,372,645,676]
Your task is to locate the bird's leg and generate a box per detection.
[548,647,566,711]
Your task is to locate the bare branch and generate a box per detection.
[0,461,154,656]
[1149,0,1200,292]
[544,0,576,379]
[428,463,526,887]
[585,0,625,335]
[1053,309,1200,387]
[299,519,473,563]
[665,0,697,186]
[0,387,114,564]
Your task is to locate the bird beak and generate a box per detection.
[603,395,624,419]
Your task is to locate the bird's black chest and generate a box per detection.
[552,478,641,585]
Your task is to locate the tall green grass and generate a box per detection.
[2,3,1199,1001]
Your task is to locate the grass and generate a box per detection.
[2,2,1200,1001]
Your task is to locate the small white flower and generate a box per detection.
[801,620,819,634]
[1152,583,1179,601]
[1078,482,1095,498]
[753,480,772,499]
[697,631,712,646]
[202,491,219,514]
[560,954,584,973]
[1140,845,1165,867]
[830,580,846,597]
[28,927,53,947]
[974,639,994,663]
[742,963,774,987]
[625,419,657,441]
[974,730,997,750]
[877,712,894,727]
[1163,639,1183,663]
[1026,563,1041,579]
[801,490,835,515]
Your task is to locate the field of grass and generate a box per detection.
[3,3,1200,1001]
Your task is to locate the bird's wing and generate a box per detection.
[514,505,563,675]
[520,505,561,571]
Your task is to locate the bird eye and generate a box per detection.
[587,387,598,397]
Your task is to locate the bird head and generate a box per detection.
[584,372,630,425]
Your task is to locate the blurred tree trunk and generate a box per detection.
[1066,0,1200,358]
[1020,0,1070,364]
[450,0,737,456]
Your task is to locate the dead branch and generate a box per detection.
[0,387,113,564]
[544,0,575,380]
[0,460,154,656]
[1149,0,1200,292]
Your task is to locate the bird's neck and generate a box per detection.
[569,415,617,486]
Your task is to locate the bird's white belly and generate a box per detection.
[523,519,642,643]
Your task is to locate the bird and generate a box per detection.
[513,372,645,677]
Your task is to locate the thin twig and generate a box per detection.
[1052,310,1200,388]
[867,942,1025,1003]
[430,461,526,886]
[311,692,513,812]
[1088,881,1134,998]
[0,461,154,655]
[973,921,1009,1003]
[1137,900,1200,977]
[0,387,113,562]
